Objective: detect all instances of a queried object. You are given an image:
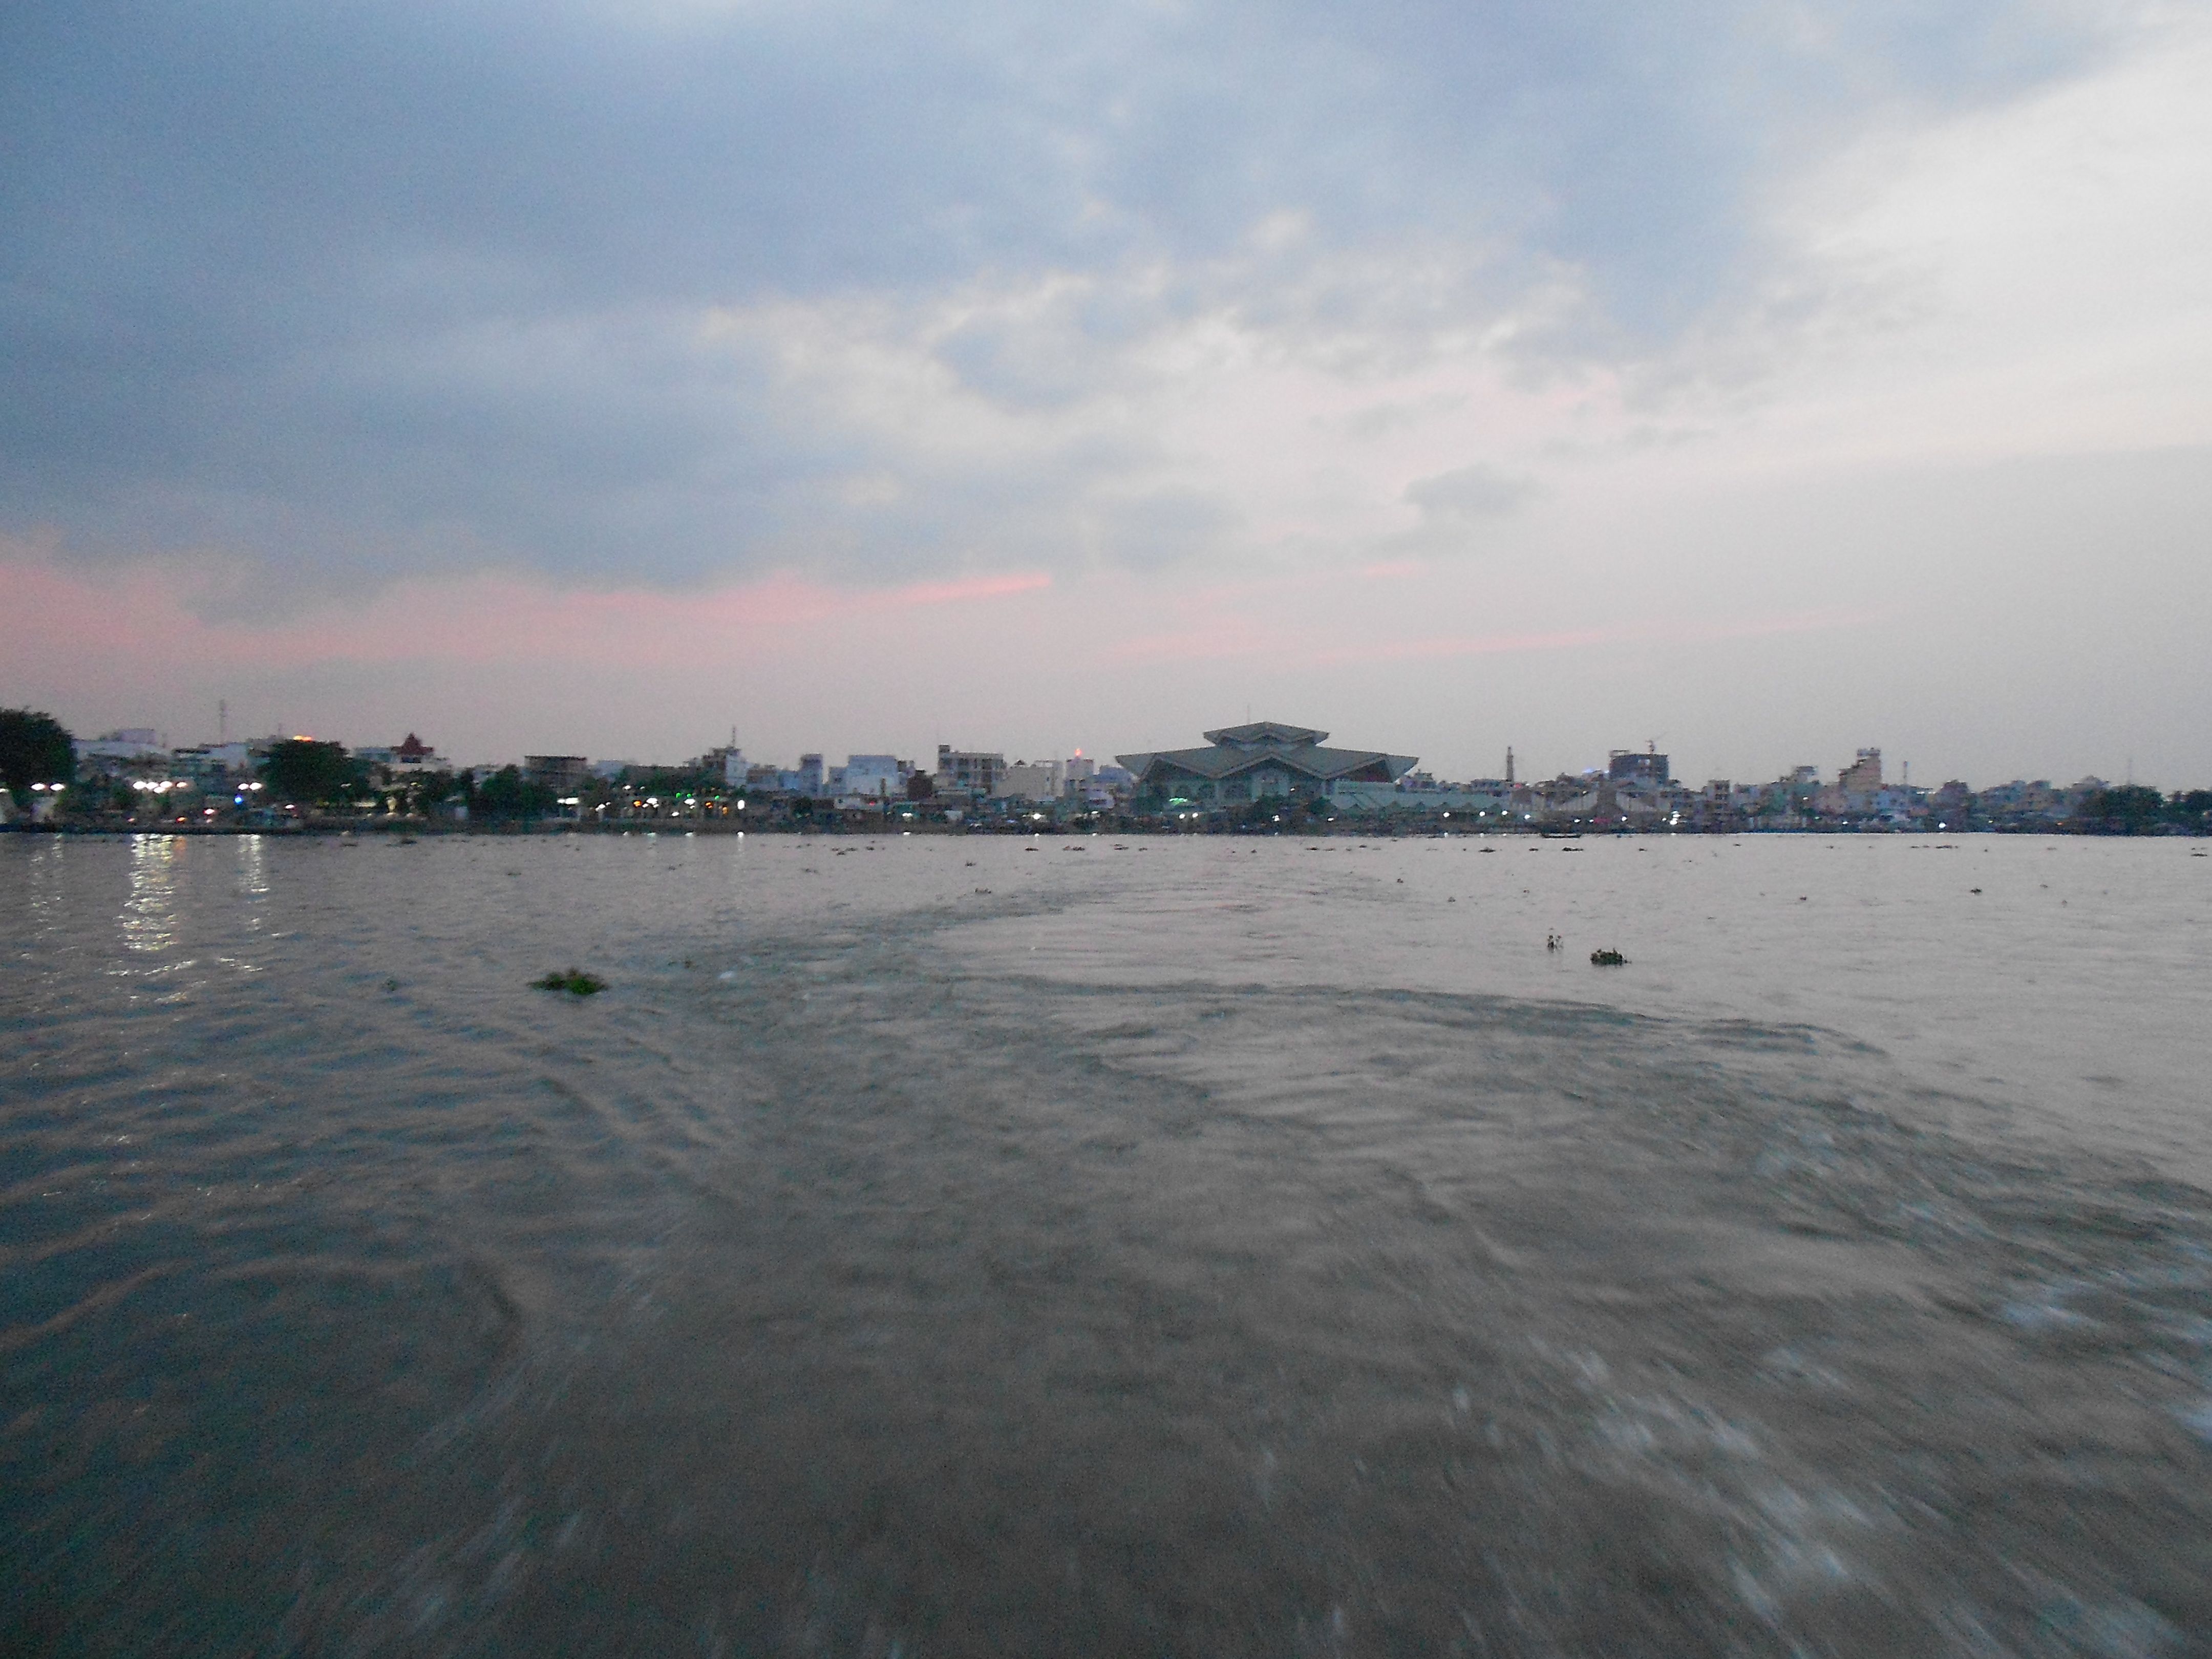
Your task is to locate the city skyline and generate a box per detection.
[36,709,2180,802]
[15,683,2194,798]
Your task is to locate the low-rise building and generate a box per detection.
[699,745,750,787]
[73,729,167,772]
[171,741,254,786]
[1929,780,1971,829]
[1973,778,2073,826]
[357,733,443,776]
[1392,774,1517,821]
[523,755,589,792]
[1118,720,1416,811]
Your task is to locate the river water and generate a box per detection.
[4,832,2210,1655]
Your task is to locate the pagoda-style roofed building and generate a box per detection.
[1118,720,1417,809]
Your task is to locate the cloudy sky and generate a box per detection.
[5,0,2208,783]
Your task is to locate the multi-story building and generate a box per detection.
[934,745,1004,800]
[995,759,1065,803]
[857,755,910,795]
[832,755,911,802]
[1606,747,1670,785]
[1074,761,1135,809]
[699,744,750,787]
[1839,748,1882,796]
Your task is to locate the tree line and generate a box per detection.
[0,714,555,822]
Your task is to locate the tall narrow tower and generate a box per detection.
[1505,746,1515,785]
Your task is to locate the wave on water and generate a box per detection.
[3,835,2209,1654]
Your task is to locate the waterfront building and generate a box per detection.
[1606,746,1670,784]
[1930,780,1971,831]
[834,754,908,797]
[995,759,1065,804]
[935,745,1005,800]
[833,754,914,807]
[74,729,166,769]
[357,733,443,775]
[1873,784,1930,828]
[1392,774,1517,820]
[1117,720,1416,810]
[171,741,254,786]
[523,755,589,792]
[1973,777,2095,828]
[1054,754,1134,810]
[1816,747,1883,817]
[699,744,749,786]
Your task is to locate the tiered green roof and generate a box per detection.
[1118,721,1416,788]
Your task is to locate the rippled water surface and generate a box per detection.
[5,832,2211,1655]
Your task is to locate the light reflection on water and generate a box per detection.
[1,832,2208,1655]
[20,838,68,940]
[119,834,179,956]
[235,831,268,899]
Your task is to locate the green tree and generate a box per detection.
[2078,785,2166,835]
[0,708,75,806]
[380,767,457,818]
[262,739,364,807]
[471,765,555,821]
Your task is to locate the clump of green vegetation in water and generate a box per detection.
[534,968,607,995]
[1589,948,1627,967]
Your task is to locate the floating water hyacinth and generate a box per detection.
[533,968,606,995]
[1589,948,1627,966]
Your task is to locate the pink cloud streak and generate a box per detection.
[0,555,1052,677]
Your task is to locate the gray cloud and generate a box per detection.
[0,0,2116,598]
[1404,462,1539,524]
